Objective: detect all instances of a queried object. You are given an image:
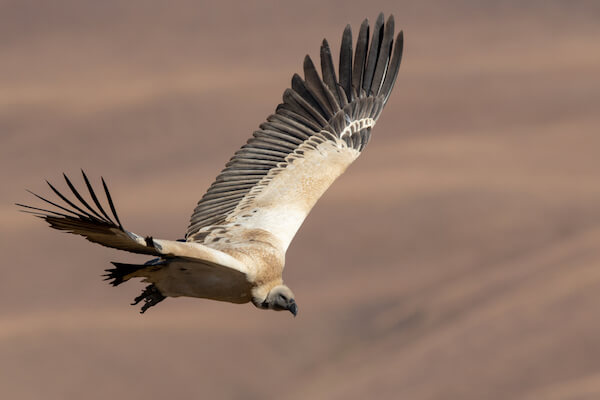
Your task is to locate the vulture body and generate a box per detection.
[18,14,404,315]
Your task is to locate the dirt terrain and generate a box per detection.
[2,1,600,399]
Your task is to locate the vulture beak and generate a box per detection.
[288,301,298,317]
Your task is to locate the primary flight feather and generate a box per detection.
[18,13,404,315]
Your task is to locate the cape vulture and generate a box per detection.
[18,14,404,315]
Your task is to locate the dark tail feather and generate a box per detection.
[103,262,147,286]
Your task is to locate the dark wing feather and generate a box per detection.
[371,15,395,95]
[339,24,353,103]
[303,56,337,118]
[352,19,370,96]
[320,39,344,106]
[380,31,404,103]
[291,73,329,118]
[18,171,160,256]
[186,15,404,241]
[362,13,385,94]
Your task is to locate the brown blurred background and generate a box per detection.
[2,1,600,399]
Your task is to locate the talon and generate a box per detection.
[131,284,165,312]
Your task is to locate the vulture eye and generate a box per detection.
[278,294,287,302]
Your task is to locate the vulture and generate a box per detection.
[18,14,404,315]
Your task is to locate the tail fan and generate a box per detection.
[103,262,148,286]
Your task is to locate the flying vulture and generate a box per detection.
[18,14,404,315]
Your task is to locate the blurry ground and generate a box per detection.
[2,1,600,399]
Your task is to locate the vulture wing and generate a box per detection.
[186,14,404,253]
[18,170,161,256]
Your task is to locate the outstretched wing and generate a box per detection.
[186,14,403,253]
[17,170,161,256]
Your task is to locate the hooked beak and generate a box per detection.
[288,301,298,317]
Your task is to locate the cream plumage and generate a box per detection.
[18,14,404,315]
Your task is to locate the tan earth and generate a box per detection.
[2,1,600,399]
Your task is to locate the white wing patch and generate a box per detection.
[340,117,375,139]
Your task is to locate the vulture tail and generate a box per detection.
[103,262,148,287]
